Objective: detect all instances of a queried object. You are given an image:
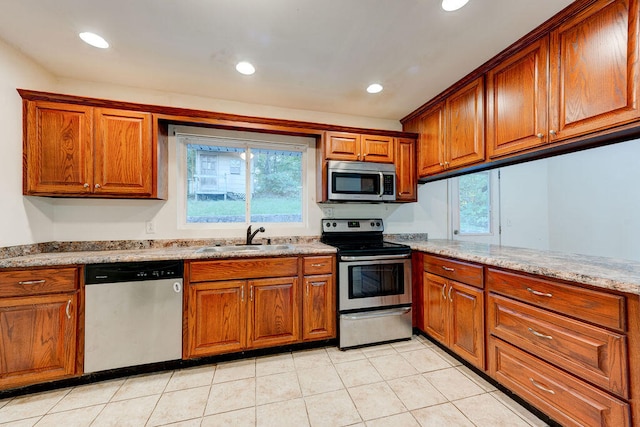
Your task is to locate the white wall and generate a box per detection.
[547,139,640,260]
[0,37,426,246]
[500,160,550,250]
[0,39,57,247]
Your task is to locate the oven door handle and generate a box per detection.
[341,307,412,320]
[340,254,411,261]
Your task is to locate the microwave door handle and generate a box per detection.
[379,172,384,197]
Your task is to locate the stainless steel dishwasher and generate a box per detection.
[84,260,183,373]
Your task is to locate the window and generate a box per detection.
[450,170,501,244]
[178,132,306,224]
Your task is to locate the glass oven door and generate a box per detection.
[338,254,411,311]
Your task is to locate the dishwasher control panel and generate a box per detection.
[85,260,184,284]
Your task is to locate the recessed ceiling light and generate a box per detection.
[367,83,383,94]
[442,0,469,12]
[79,32,109,49]
[236,61,256,75]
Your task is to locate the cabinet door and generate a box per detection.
[361,135,394,163]
[24,101,93,195]
[0,293,77,389]
[324,131,360,161]
[302,274,335,340]
[449,281,484,369]
[185,280,246,358]
[94,108,153,196]
[446,77,485,169]
[423,272,448,345]
[395,137,417,202]
[417,103,446,177]
[248,277,299,348]
[549,0,640,141]
[487,37,549,158]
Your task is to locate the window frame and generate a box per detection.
[174,126,311,230]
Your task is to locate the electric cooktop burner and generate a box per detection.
[320,218,411,256]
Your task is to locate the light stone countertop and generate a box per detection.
[0,242,337,269]
[395,239,640,296]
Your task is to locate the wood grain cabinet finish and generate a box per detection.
[0,267,79,390]
[486,37,550,158]
[395,137,417,202]
[248,277,299,348]
[324,131,394,163]
[489,337,631,427]
[415,77,485,177]
[548,0,640,141]
[423,257,484,370]
[23,100,159,198]
[302,256,336,341]
[488,293,628,398]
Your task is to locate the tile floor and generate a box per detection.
[0,336,549,426]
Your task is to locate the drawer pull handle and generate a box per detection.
[311,263,325,267]
[526,287,552,298]
[529,378,555,394]
[18,279,46,285]
[528,327,553,340]
[65,299,72,319]
[311,282,325,286]
[441,266,455,272]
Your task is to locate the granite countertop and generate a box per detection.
[0,242,336,269]
[395,239,640,296]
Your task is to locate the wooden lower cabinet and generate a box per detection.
[302,274,334,340]
[185,280,246,357]
[0,293,78,389]
[423,271,484,369]
[248,277,299,348]
[489,337,630,427]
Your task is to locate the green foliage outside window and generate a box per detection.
[458,172,490,234]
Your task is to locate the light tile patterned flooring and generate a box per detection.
[0,336,548,426]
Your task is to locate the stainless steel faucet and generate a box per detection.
[246,225,265,245]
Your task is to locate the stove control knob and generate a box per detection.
[370,222,375,227]
[333,222,337,227]
[326,222,331,227]
[376,222,381,227]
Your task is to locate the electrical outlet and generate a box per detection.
[145,220,156,234]
[322,207,334,218]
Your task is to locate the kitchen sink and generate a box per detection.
[196,244,295,253]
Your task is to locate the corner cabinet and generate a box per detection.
[0,266,80,390]
[422,254,484,369]
[20,92,167,199]
[416,77,485,177]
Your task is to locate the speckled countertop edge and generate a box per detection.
[0,242,336,269]
[390,239,640,296]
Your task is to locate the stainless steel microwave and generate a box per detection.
[327,160,396,202]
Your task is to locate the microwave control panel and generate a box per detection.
[383,174,394,195]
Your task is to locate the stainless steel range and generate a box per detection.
[321,218,412,349]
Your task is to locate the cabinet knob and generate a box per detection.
[444,161,450,166]
[536,133,544,138]
[549,129,557,136]
[83,183,90,188]
[95,184,101,189]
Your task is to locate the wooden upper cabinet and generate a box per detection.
[395,137,417,201]
[324,131,394,163]
[94,108,153,196]
[24,101,94,195]
[487,37,550,158]
[22,97,163,199]
[416,77,484,177]
[446,76,485,169]
[417,103,445,177]
[549,0,640,141]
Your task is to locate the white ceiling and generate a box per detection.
[0,0,574,121]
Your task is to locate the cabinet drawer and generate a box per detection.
[424,254,483,288]
[303,256,333,275]
[488,293,628,398]
[489,337,630,427]
[486,268,625,331]
[189,257,298,282]
[0,267,78,297]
